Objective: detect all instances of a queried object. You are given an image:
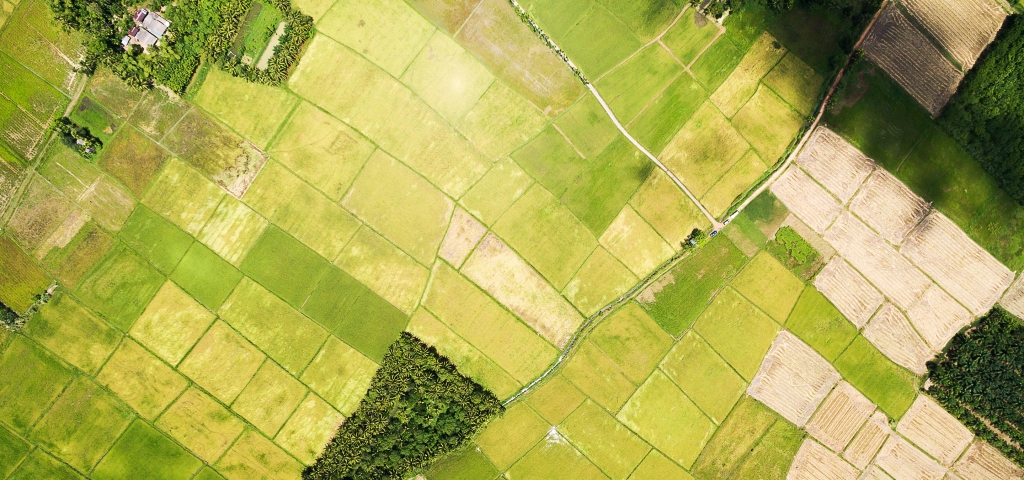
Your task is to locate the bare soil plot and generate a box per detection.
[906,284,973,351]
[807,382,877,453]
[439,207,487,268]
[848,169,930,244]
[787,439,860,480]
[863,303,934,375]
[770,166,842,233]
[844,411,892,469]
[747,331,841,427]
[1001,274,1024,320]
[795,127,875,204]
[901,211,1015,316]
[461,233,585,347]
[814,257,884,328]
[953,440,1024,480]
[897,395,973,466]
[876,436,948,480]
[900,0,1007,69]
[824,211,932,311]
[861,5,964,116]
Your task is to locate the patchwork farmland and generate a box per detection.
[0,0,1023,477]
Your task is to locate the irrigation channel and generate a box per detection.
[501,0,891,405]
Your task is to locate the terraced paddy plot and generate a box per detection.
[274,392,343,465]
[457,80,548,160]
[617,371,715,469]
[874,436,947,480]
[953,440,1024,480]
[849,170,930,245]
[0,52,66,124]
[161,110,269,198]
[710,33,786,118]
[317,0,435,77]
[130,282,214,366]
[75,244,165,330]
[558,4,641,79]
[298,337,377,416]
[128,87,191,140]
[796,127,874,203]
[95,339,188,420]
[595,43,683,123]
[214,429,303,480]
[0,235,50,312]
[662,8,720,66]
[661,101,750,198]
[747,331,840,427]
[732,84,804,163]
[91,420,201,480]
[462,233,585,347]
[267,102,375,201]
[439,207,487,268]
[813,258,883,329]
[896,396,972,466]
[423,263,557,384]
[289,36,491,198]
[24,292,120,374]
[731,251,804,322]
[401,31,494,123]
[194,68,298,149]
[231,361,306,436]
[700,150,769,217]
[553,94,620,160]
[861,5,963,117]
[761,53,823,117]
[843,410,890,469]
[589,302,673,384]
[475,402,549,471]
[833,336,918,420]
[558,400,651,479]
[335,226,431,314]
[900,0,1006,69]
[863,303,933,375]
[456,0,584,116]
[342,151,453,265]
[7,174,74,251]
[770,166,841,234]
[0,337,73,433]
[627,73,708,156]
[825,211,932,310]
[143,158,226,237]
[787,439,859,480]
[561,340,637,412]
[629,168,709,247]
[526,374,586,424]
[805,382,875,453]
[598,206,674,277]
[659,331,746,424]
[98,126,169,197]
[563,247,637,316]
[178,321,265,404]
[901,212,1015,315]
[560,138,654,235]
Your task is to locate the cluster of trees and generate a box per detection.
[222,0,312,85]
[53,117,102,158]
[304,333,504,480]
[0,302,20,331]
[926,307,1024,466]
[939,16,1024,206]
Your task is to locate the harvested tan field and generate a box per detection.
[795,127,875,203]
[906,284,973,350]
[770,166,842,233]
[901,212,1015,316]
[814,257,885,328]
[863,303,934,375]
[1001,275,1024,320]
[807,382,876,453]
[845,411,892,470]
[36,209,89,259]
[875,436,948,480]
[461,233,585,347]
[953,441,1024,480]
[861,5,964,116]
[824,211,931,311]
[900,0,1007,69]
[788,439,860,480]
[848,170,930,245]
[438,208,487,268]
[862,465,896,480]
[747,331,841,427]
[897,396,973,466]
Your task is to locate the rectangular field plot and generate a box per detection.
[239,226,330,308]
[0,235,50,312]
[659,331,746,424]
[525,374,586,425]
[0,337,73,433]
[730,419,804,479]
[457,80,547,160]
[785,287,858,362]
[710,33,786,118]
[662,8,720,66]
[861,5,963,117]
[953,440,1024,480]
[787,439,859,480]
[334,226,430,314]
[461,233,585,347]
[298,337,377,416]
[274,392,343,465]
[560,137,654,235]
[863,303,934,375]
[762,53,823,116]
[730,250,805,322]
[617,371,715,469]
[6,174,75,251]
[770,166,841,233]
[24,292,120,374]
[85,67,143,119]
[563,246,637,317]
[691,36,744,92]
[214,429,303,480]
[95,339,188,420]
[813,257,883,328]
[559,400,652,479]
[143,158,226,237]
[38,144,135,231]
[155,387,244,464]
[599,205,674,277]
[660,101,751,198]
[732,84,804,164]
[901,211,1015,316]
[0,21,77,93]
[38,214,112,289]
[805,382,875,453]
[694,287,781,380]
[690,396,777,479]
[900,0,1006,69]
[796,127,874,203]
[177,321,265,404]
[874,436,946,480]
[700,149,769,218]
[834,336,918,420]
[91,420,201,480]
[316,0,435,77]
[0,51,67,125]
[896,395,972,466]
[628,73,708,156]
[747,331,840,427]
[848,169,929,244]
[824,211,931,310]
[170,242,242,310]
[474,401,549,471]
[130,282,215,367]
[400,31,494,124]
[230,361,306,436]
[98,125,169,197]
[511,125,588,198]
[589,302,674,384]
[629,168,710,247]
[596,43,683,123]
[561,340,636,412]
[75,244,165,330]
[553,94,620,160]
[193,67,298,148]
[843,410,890,469]
[558,3,642,80]
[0,94,45,163]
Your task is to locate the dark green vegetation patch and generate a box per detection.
[926,307,1024,466]
[765,226,822,281]
[305,333,503,480]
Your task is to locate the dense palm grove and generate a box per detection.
[926,307,1024,466]
[304,333,504,480]
[940,15,1024,206]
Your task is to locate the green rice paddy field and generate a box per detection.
[0,0,1019,478]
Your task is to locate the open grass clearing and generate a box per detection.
[590,301,674,384]
[510,125,588,197]
[558,3,642,80]
[0,336,74,433]
[316,0,435,77]
[95,338,188,420]
[660,331,746,424]
[130,281,215,366]
[747,331,840,427]
[400,31,494,123]
[660,101,750,198]
[617,370,714,469]
[230,360,307,437]
[298,336,377,416]
[177,320,266,404]
[627,72,707,155]
[596,43,683,123]
[24,292,120,374]
[559,400,651,479]
[629,168,709,247]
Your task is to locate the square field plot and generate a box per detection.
[659,331,746,424]
[298,334,377,415]
[690,396,777,479]
[833,336,918,420]
[400,31,494,123]
[475,402,549,471]
[215,429,304,480]
[195,197,268,267]
[660,101,751,198]
[762,53,824,116]
[274,392,343,465]
[316,0,435,77]
[784,286,858,362]
[75,244,166,330]
[561,341,637,413]
[96,339,188,420]
[511,125,588,198]
[39,219,115,290]
[617,371,715,469]
[596,43,684,123]
[130,281,216,366]
[805,381,875,453]
[558,400,651,480]
[155,387,245,463]
[0,337,74,433]
[91,420,202,480]
[589,302,674,384]
[505,431,609,480]
[599,205,674,277]
[896,395,972,466]
[231,361,307,437]
[563,247,637,317]
[813,257,884,329]
[240,226,331,308]
[732,85,804,164]
[730,251,804,322]
[0,235,51,312]
[23,292,120,375]
[747,331,840,427]
[662,9,720,66]
[177,321,265,404]
[142,158,226,237]
[558,4,642,79]
[457,81,548,160]
[848,169,930,244]
[525,374,587,425]
[795,127,874,203]
[693,287,781,380]
[335,226,430,314]
[193,68,298,149]
[770,166,841,234]
[118,205,193,275]
[171,242,242,310]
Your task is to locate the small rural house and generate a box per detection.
[122,8,171,48]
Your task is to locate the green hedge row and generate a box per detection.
[304,333,503,479]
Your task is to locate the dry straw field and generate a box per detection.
[862,5,964,116]
[862,303,933,375]
[805,382,875,453]
[747,331,840,427]
[795,127,874,204]
[814,258,884,328]
[787,439,859,480]
[899,0,1008,69]
[896,395,974,466]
